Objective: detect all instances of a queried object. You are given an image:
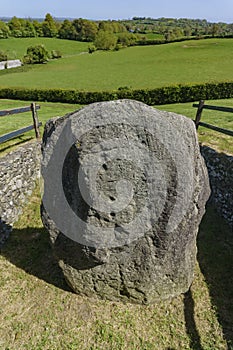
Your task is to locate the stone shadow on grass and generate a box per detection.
[197,204,233,350]
[184,288,203,350]
[0,226,72,292]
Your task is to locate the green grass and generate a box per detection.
[156,99,233,154]
[0,98,232,155]
[0,184,232,349]
[0,100,82,154]
[0,37,232,349]
[0,37,90,60]
[1,38,233,90]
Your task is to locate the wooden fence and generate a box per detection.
[193,100,233,137]
[0,103,41,144]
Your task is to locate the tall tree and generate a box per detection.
[42,13,58,37]
[33,20,44,37]
[58,19,76,40]
[22,20,37,37]
[184,26,191,37]
[80,20,98,41]
[72,19,98,41]
[0,21,10,38]
[8,16,23,37]
[94,30,117,50]
[211,23,220,37]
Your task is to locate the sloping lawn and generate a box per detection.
[1,38,233,90]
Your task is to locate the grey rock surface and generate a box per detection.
[41,99,210,304]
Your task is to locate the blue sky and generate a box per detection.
[1,0,233,23]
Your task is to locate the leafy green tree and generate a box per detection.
[58,19,76,40]
[80,20,98,41]
[172,27,183,38]
[22,20,37,37]
[0,21,10,38]
[72,19,98,41]
[42,13,58,37]
[117,32,137,47]
[184,26,191,37]
[33,20,44,37]
[8,16,23,37]
[115,22,127,33]
[94,30,117,50]
[164,30,174,41]
[98,20,127,34]
[98,21,114,33]
[211,24,220,37]
[23,44,49,64]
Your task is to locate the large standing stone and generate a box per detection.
[41,99,210,304]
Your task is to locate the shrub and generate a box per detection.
[1,81,233,105]
[117,32,137,47]
[23,44,49,64]
[94,30,117,51]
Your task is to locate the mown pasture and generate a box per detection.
[0,38,233,90]
[0,99,82,154]
[0,98,232,155]
[0,181,232,349]
[0,37,90,59]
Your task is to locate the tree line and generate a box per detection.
[0,14,139,51]
[127,17,233,39]
[1,14,233,51]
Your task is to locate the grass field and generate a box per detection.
[0,183,232,349]
[1,37,233,350]
[0,37,90,60]
[0,98,232,155]
[156,100,233,154]
[1,38,233,90]
[0,100,82,154]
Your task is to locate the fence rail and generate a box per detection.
[0,123,42,144]
[0,103,41,144]
[193,100,233,137]
[0,105,40,117]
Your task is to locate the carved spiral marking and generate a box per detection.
[42,103,194,248]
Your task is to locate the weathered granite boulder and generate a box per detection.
[41,99,210,304]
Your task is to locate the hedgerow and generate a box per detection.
[1,81,233,105]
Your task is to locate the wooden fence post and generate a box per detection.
[195,100,205,130]
[31,102,40,139]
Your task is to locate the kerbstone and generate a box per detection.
[41,99,210,304]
